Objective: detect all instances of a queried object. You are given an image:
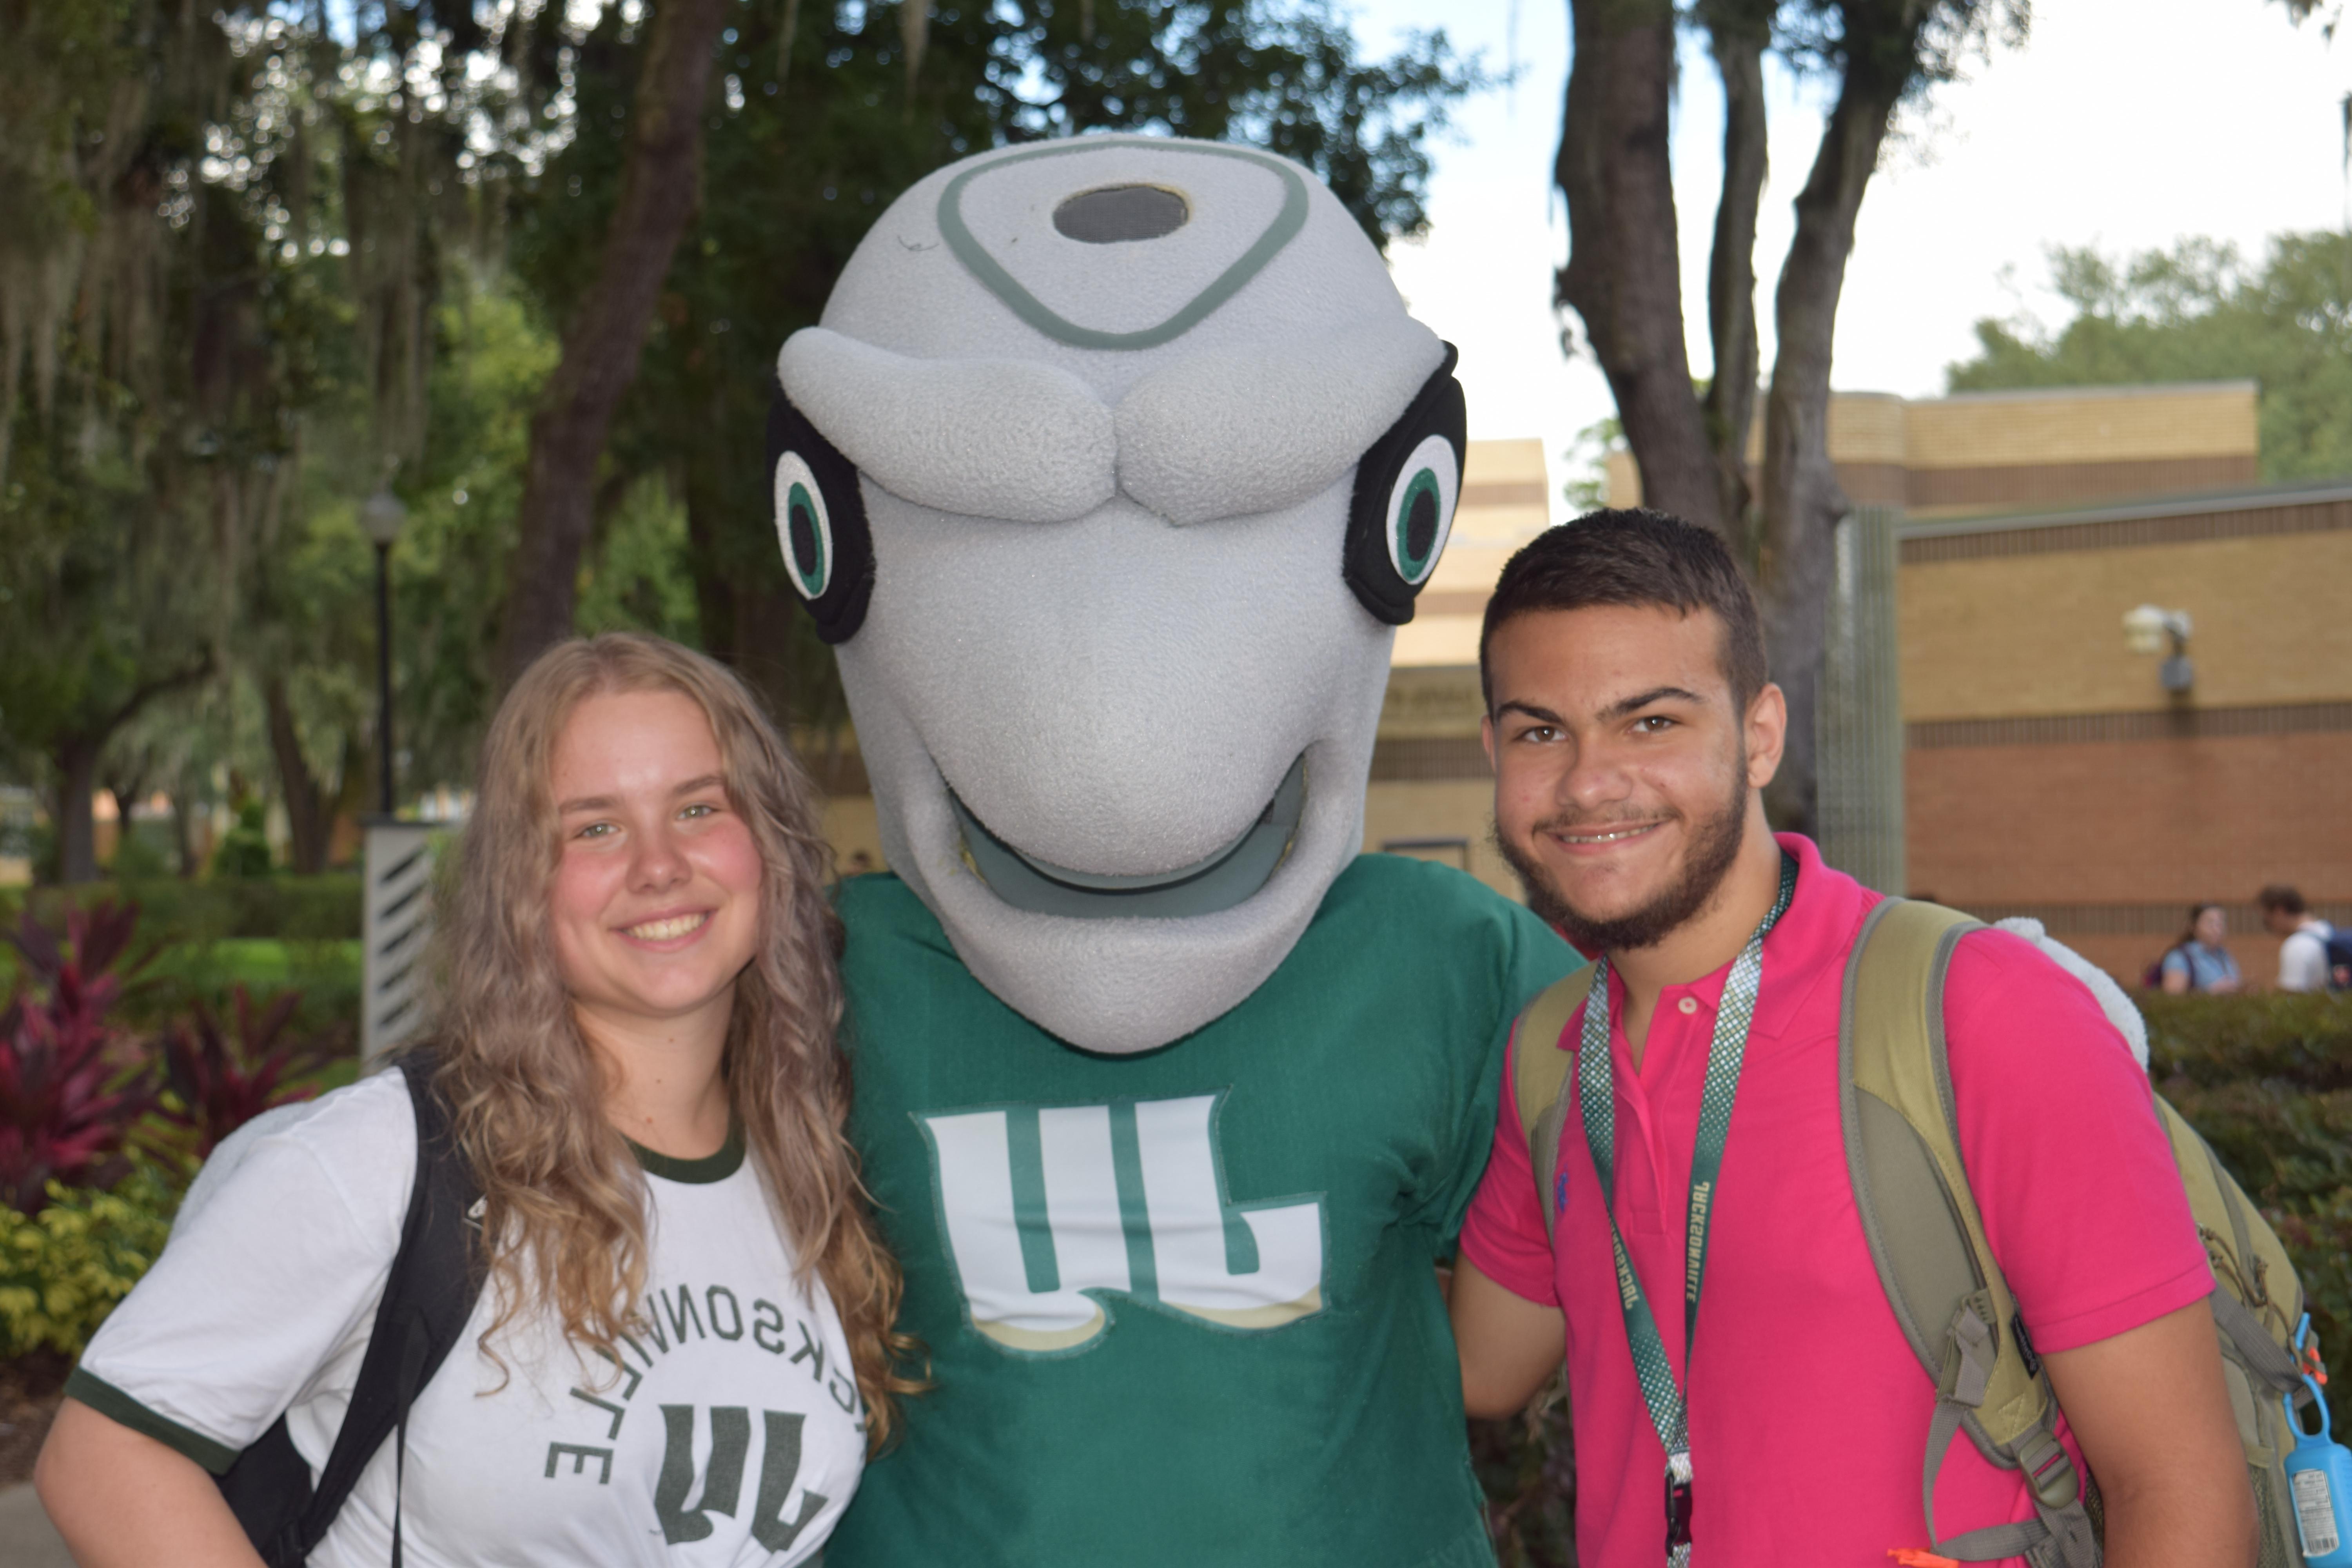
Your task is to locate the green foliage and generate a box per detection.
[2143,993,2352,1093]
[1560,417,1624,514]
[575,475,704,645]
[213,800,275,879]
[3,877,361,946]
[137,940,362,1043]
[0,879,362,1039]
[1471,1387,1577,1568]
[1947,234,2352,483]
[2144,993,2352,1432]
[390,283,563,792]
[0,1160,181,1358]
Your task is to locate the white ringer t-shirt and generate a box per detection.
[72,1069,866,1567]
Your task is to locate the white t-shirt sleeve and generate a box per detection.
[71,1072,417,1472]
[2279,926,2331,993]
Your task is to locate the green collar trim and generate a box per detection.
[936,137,1308,352]
[630,1119,745,1184]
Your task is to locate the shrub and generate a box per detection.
[2142,993,2352,1091]
[1,876,363,947]
[1472,1385,1577,1568]
[155,985,343,1156]
[0,1161,181,1358]
[0,901,158,1213]
[213,802,274,878]
[138,938,363,1042]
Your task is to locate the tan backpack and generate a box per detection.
[1511,898,2319,1568]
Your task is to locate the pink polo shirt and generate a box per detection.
[1458,835,2213,1568]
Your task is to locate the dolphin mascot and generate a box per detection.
[768,134,1575,1568]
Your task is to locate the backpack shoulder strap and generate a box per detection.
[1512,965,1597,1247]
[290,1050,484,1561]
[1842,899,2098,1567]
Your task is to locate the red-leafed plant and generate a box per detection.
[0,901,160,1214]
[154,985,343,1157]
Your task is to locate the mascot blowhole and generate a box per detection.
[773,135,1574,1568]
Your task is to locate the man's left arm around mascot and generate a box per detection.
[757,138,1579,1566]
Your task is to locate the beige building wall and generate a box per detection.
[1903,382,2258,471]
[1900,486,2352,987]
[1899,530,2352,721]
[1604,382,2261,519]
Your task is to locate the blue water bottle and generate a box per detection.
[2284,1316,2352,1568]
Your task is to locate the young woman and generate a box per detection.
[2158,902,2242,995]
[38,633,916,1566]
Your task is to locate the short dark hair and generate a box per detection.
[1479,508,1768,714]
[2259,885,2308,917]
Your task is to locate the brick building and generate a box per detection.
[1897,480,2352,983]
[1604,379,2348,985]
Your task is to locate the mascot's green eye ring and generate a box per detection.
[774,453,835,602]
[1384,438,1457,588]
[1343,344,1466,626]
[766,386,874,645]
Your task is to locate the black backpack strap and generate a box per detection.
[287,1051,484,1563]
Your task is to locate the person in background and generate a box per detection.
[2158,904,2241,994]
[2259,885,2335,993]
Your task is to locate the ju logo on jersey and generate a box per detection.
[915,1091,1326,1353]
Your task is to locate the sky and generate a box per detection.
[1352,0,2352,520]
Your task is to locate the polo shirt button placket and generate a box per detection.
[1677,996,1700,1016]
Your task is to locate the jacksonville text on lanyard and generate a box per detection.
[1576,852,1796,1567]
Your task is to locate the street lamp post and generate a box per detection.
[358,488,408,815]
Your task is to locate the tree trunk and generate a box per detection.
[48,659,212,884]
[1699,5,1772,546]
[1553,0,1723,535]
[56,737,102,886]
[1754,5,1927,835]
[169,780,203,878]
[263,673,335,874]
[497,0,730,685]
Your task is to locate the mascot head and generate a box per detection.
[771,136,1463,1053]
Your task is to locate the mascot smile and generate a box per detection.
[775,136,1574,1568]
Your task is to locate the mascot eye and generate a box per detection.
[775,454,833,601]
[1343,344,1466,626]
[767,385,875,644]
[1384,435,1458,588]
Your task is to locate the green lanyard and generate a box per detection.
[1577,853,1795,1566]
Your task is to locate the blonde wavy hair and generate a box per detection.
[423,632,918,1445]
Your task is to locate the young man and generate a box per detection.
[2259,884,2337,993]
[1449,510,2254,1568]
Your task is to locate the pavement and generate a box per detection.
[0,1483,73,1566]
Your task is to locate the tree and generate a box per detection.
[1948,234,2352,483]
[496,0,733,684]
[0,0,249,882]
[0,2,527,878]
[1552,0,2024,832]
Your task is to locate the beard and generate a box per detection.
[1494,755,1749,955]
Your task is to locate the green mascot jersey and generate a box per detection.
[824,853,1578,1568]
